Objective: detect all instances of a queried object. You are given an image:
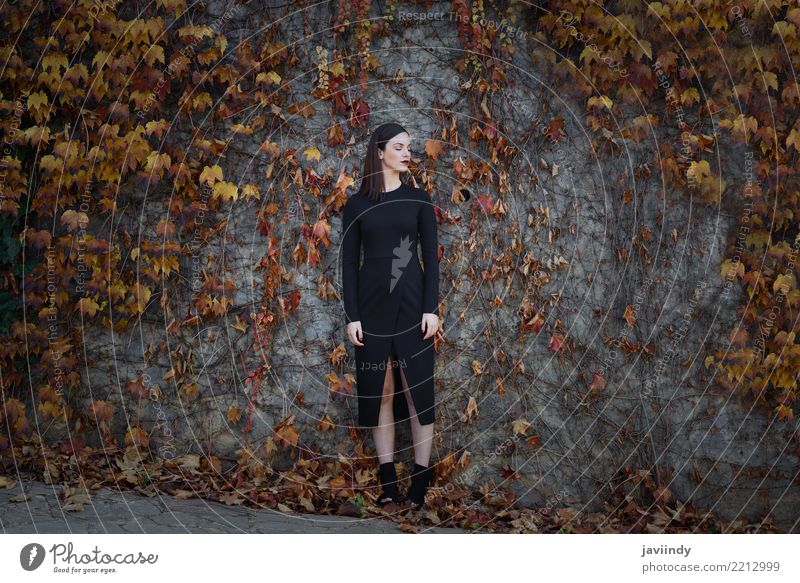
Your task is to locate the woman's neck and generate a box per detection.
[383,171,402,192]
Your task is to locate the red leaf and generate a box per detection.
[547,333,565,352]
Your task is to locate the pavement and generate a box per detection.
[0,478,466,534]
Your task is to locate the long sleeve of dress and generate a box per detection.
[341,197,361,324]
[418,190,440,317]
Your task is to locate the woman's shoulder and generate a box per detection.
[412,185,430,200]
[343,191,364,211]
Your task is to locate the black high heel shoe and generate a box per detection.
[404,463,434,510]
[377,462,406,506]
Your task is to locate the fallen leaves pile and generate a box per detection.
[0,440,777,533]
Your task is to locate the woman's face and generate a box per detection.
[380,133,412,172]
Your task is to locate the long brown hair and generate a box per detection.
[356,122,408,202]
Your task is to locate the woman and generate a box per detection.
[340,122,440,510]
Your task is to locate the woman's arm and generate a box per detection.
[418,189,440,317]
[341,197,361,324]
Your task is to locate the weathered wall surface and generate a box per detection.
[60,1,797,530]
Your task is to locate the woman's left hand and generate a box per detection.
[421,313,439,340]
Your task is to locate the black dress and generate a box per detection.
[341,182,440,427]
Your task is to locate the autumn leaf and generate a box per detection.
[425,140,445,161]
[303,145,321,161]
[547,333,565,352]
[61,209,89,232]
[317,414,335,431]
[775,404,794,421]
[544,117,565,142]
[227,405,242,423]
[75,297,100,318]
[588,371,606,390]
[241,183,261,201]
[720,259,744,281]
[470,359,483,375]
[274,415,300,448]
[124,427,150,449]
[180,382,200,400]
[199,164,223,185]
[231,315,248,333]
[26,90,48,112]
[512,418,531,435]
[213,180,238,202]
[312,218,330,245]
[27,230,52,249]
[155,219,175,238]
[126,377,150,399]
[652,486,672,505]
[90,400,115,431]
[623,304,637,327]
[773,273,796,294]
[521,311,545,333]
[474,194,494,213]
[787,127,800,152]
[459,396,478,423]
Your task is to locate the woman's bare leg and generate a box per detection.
[398,364,433,466]
[372,355,396,464]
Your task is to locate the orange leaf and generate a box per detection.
[623,304,637,326]
[588,371,606,390]
[227,405,242,424]
[274,415,300,448]
[424,140,445,161]
[124,427,150,449]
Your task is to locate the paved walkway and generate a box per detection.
[0,478,465,534]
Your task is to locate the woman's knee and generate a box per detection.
[380,357,395,405]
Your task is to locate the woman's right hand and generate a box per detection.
[346,321,364,346]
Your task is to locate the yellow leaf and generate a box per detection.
[42,53,68,72]
[144,45,165,67]
[241,183,261,201]
[763,71,778,93]
[27,91,48,111]
[774,273,796,294]
[680,87,700,107]
[304,145,321,161]
[199,164,223,185]
[786,128,800,152]
[720,259,744,281]
[76,297,100,318]
[638,39,652,60]
[231,315,248,333]
[0,476,18,489]
[732,115,758,137]
[231,123,252,135]
[215,34,228,54]
[227,405,242,423]
[212,180,238,202]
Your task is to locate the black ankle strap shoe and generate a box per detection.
[404,463,434,510]
[377,462,406,506]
